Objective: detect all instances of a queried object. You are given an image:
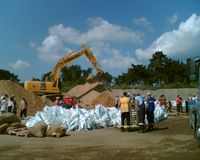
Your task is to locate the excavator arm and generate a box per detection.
[24,44,105,95]
[50,44,105,87]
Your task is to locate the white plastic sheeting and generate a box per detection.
[26,104,167,131]
[154,105,168,123]
[26,105,121,131]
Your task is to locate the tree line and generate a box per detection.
[0,51,198,90]
[114,51,194,89]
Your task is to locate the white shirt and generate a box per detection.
[8,99,12,107]
[1,99,7,111]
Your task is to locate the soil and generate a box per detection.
[0,80,200,159]
[0,80,198,116]
[0,115,199,160]
[0,80,52,116]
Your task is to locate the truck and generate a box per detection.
[189,56,200,145]
[24,44,105,95]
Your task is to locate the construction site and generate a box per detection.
[0,78,200,160]
[0,44,200,159]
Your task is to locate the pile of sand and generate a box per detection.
[80,90,115,109]
[0,80,52,116]
[65,82,106,98]
[64,82,115,109]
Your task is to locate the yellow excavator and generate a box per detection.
[24,44,105,95]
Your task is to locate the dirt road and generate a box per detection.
[0,115,199,160]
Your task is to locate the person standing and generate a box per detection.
[10,96,17,115]
[135,93,146,133]
[54,96,61,106]
[115,95,120,108]
[7,95,14,112]
[119,92,131,132]
[188,94,192,102]
[176,95,182,113]
[20,97,28,119]
[1,96,7,114]
[146,92,155,131]
[192,95,198,102]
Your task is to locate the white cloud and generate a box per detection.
[133,17,153,30]
[84,17,143,43]
[37,17,143,62]
[49,24,81,44]
[29,41,37,48]
[9,60,30,69]
[101,47,137,69]
[135,13,200,62]
[167,13,179,24]
[37,35,72,62]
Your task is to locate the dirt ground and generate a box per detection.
[0,115,200,160]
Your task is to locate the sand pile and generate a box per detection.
[80,90,115,109]
[65,82,106,99]
[0,80,52,116]
[64,82,115,109]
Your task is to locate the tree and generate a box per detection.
[127,64,148,85]
[0,69,20,82]
[114,73,128,85]
[82,67,93,78]
[61,65,82,81]
[41,72,51,81]
[96,71,113,87]
[148,51,169,84]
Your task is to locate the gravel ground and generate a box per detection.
[0,115,200,160]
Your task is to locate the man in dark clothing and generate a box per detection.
[146,92,155,131]
[135,93,146,133]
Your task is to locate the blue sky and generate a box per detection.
[0,0,200,82]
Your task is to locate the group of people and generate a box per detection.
[53,96,83,109]
[176,94,199,113]
[116,92,157,133]
[0,94,28,120]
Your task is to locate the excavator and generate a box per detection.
[24,44,105,95]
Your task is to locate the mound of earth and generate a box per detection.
[64,82,115,109]
[0,80,52,116]
[64,82,106,99]
[80,90,115,109]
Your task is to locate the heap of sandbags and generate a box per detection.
[25,105,121,131]
[0,113,24,134]
[0,113,67,138]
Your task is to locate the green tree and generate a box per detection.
[61,65,82,81]
[41,72,51,81]
[126,64,148,85]
[0,69,20,82]
[114,73,127,86]
[82,67,93,78]
[96,71,113,87]
[148,51,169,84]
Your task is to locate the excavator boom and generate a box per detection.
[24,44,105,95]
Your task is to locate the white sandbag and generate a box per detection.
[26,104,167,131]
[154,105,168,123]
[26,105,121,131]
